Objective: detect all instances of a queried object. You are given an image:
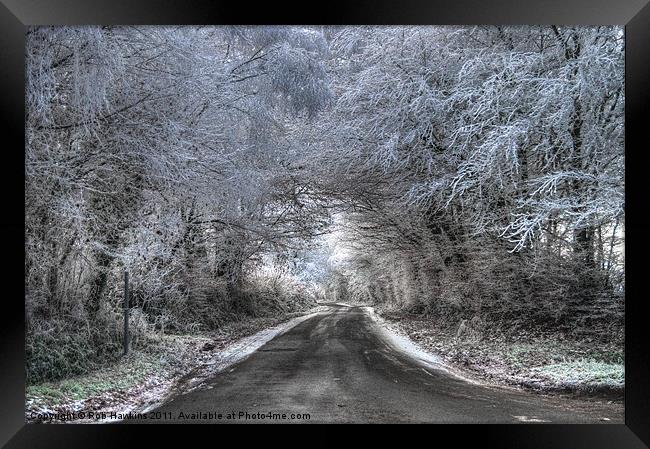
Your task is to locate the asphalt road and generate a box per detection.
[138,304,623,423]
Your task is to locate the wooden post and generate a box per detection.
[124,270,129,356]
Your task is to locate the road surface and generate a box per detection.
[137,304,623,423]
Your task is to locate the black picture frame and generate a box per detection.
[2,1,648,447]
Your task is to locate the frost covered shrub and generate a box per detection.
[333,224,621,340]
[26,318,97,384]
[26,301,152,384]
[240,263,318,316]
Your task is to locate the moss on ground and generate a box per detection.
[531,359,624,386]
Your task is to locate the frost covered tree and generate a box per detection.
[310,25,624,327]
[25,25,331,381]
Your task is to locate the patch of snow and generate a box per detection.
[513,415,551,423]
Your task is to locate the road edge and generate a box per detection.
[134,307,327,417]
[364,305,528,393]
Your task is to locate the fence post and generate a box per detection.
[124,270,129,356]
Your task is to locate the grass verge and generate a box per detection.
[377,310,624,400]
[25,310,318,423]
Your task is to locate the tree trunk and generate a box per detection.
[86,232,118,322]
[47,232,78,314]
[573,227,594,268]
